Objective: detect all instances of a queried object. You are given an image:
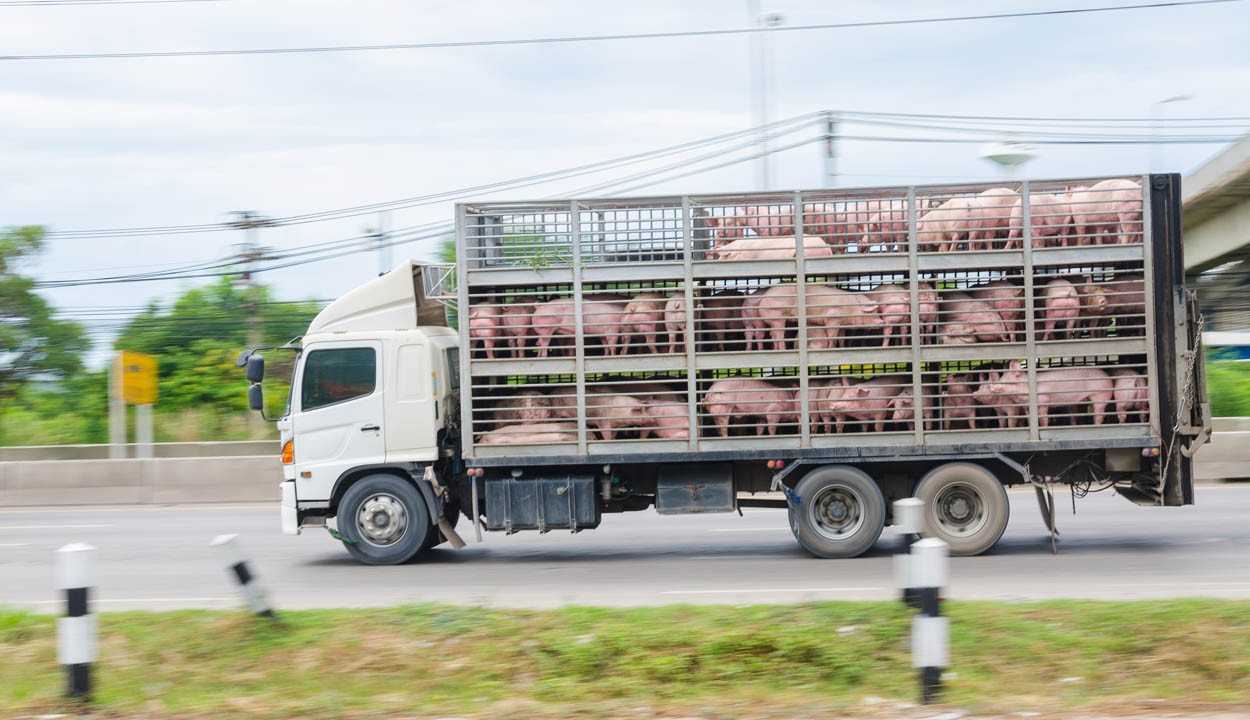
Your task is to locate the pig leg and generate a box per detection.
[600,427,615,441]
[645,332,659,354]
[770,327,787,352]
[874,414,886,433]
[1092,392,1112,425]
[881,325,892,347]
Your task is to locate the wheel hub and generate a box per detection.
[357,493,408,547]
[807,485,865,540]
[934,484,986,537]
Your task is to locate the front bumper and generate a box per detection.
[280,481,299,535]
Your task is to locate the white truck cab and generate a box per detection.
[245,262,463,564]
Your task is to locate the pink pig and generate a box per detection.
[1111,368,1149,424]
[704,378,797,437]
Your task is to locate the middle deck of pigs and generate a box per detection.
[457,180,1155,459]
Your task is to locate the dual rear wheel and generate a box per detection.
[788,462,1010,558]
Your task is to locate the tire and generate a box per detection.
[788,465,886,558]
[337,474,431,565]
[914,462,1010,556]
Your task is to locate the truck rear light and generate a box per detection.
[281,440,294,464]
[1142,447,1160,457]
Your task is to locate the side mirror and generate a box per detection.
[246,354,265,384]
[248,383,264,412]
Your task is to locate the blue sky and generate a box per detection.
[2,0,1247,363]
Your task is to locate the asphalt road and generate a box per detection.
[3,485,1249,611]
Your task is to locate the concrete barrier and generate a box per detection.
[0,456,282,506]
[150,457,282,504]
[0,430,1243,506]
[1192,431,1250,481]
[0,441,279,462]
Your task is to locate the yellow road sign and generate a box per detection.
[116,350,158,405]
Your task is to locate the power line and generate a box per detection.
[1,0,1235,61]
[837,110,1250,124]
[42,113,823,239]
[0,0,220,5]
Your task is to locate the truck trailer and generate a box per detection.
[242,174,1209,565]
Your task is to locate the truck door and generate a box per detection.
[292,342,385,500]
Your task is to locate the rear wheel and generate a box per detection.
[914,462,1009,556]
[788,466,885,558]
[338,474,430,565]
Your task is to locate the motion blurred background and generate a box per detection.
[2,0,1249,448]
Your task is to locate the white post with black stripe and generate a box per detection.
[910,537,949,704]
[893,497,923,608]
[211,534,275,619]
[56,542,97,700]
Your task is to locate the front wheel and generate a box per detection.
[337,474,430,565]
[788,465,886,558]
[914,462,1009,556]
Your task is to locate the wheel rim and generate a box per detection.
[932,482,987,538]
[806,484,866,541]
[356,493,409,548]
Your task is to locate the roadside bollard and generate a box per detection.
[910,537,949,704]
[893,498,924,608]
[210,534,275,619]
[56,543,97,700]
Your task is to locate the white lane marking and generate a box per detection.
[0,542,30,547]
[1103,581,1250,588]
[662,587,883,595]
[707,527,787,533]
[0,505,276,515]
[691,554,788,560]
[0,524,114,530]
[10,597,233,605]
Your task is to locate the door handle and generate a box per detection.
[361,424,380,432]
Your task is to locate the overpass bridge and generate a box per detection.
[1184,134,1250,331]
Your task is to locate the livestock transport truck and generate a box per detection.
[241,174,1209,565]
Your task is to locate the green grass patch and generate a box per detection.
[3,600,1250,718]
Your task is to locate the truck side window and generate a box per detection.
[444,347,460,389]
[301,348,376,411]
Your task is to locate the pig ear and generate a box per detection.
[856,387,871,397]
[862,303,878,313]
[1008,360,1022,371]
[989,371,1000,382]
[841,376,851,387]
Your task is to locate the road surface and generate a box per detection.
[3,485,1248,611]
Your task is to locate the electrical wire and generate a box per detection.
[42,113,823,240]
[1,1,1235,61]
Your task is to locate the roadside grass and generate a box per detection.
[3,600,1250,718]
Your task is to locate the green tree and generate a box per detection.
[0,226,89,403]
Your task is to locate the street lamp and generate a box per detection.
[979,136,1037,180]
[748,1,783,190]
[1152,94,1194,173]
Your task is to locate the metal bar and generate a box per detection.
[682,196,699,451]
[570,200,588,455]
[467,435,1157,467]
[907,186,924,443]
[1021,182,1040,442]
[794,191,811,446]
[455,204,477,460]
[1141,174,1160,439]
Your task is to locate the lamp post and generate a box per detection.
[748,1,783,190]
[1152,94,1193,173]
[979,137,1037,180]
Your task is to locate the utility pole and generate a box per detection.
[823,110,839,188]
[370,210,392,275]
[748,2,783,190]
[1151,95,1193,173]
[228,211,277,437]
